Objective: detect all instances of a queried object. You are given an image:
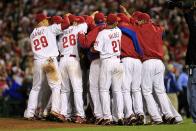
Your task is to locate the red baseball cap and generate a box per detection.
[68,15,76,23]
[132,11,143,20]
[117,13,130,23]
[107,13,118,25]
[76,16,85,23]
[130,17,136,24]
[94,12,105,23]
[138,13,151,22]
[35,13,50,23]
[51,16,63,24]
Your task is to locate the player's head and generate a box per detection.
[132,11,143,20]
[51,16,63,24]
[117,13,130,24]
[94,12,105,24]
[68,14,77,25]
[106,13,118,27]
[138,13,151,25]
[35,13,50,27]
[75,16,85,24]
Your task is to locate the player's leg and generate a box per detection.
[24,60,44,119]
[89,59,103,121]
[67,57,85,121]
[45,58,61,114]
[141,60,162,123]
[111,60,124,124]
[121,58,135,124]
[59,57,71,120]
[166,96,183,123]
[132,59,144,123]
[99,59,112,124]
[153,60,174,123]
[37,81,51,119]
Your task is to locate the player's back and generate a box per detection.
[30,25,61,59]
[137,23,164,60]
[58,23,87,58]
[96,27,122,59]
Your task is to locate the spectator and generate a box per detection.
[177,67,190,118]
[164,64,181,110]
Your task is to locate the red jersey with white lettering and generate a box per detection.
[94,27,122,59]
[136,23,164,61]
[58,23,87,58]
[30,24,63,59]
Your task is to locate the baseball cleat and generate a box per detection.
[162,115,176,124]
[124,114,137,125]
[24,116,37,121]
[101,119,112,125]
[74,116,87,124]
[117,119,124,125]
[151,120,163,125]
[49,111,62,121]
[136,114,144,125]
[95,118,104,125]
[57,114,71,122]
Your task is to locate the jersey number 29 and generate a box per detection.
[33,36,48,51]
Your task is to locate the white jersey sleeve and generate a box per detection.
[77,23,88,34]
[48,24,63,35]
[94,31,104,52]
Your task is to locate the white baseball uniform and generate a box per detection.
[94,27,124,120]
[89,58,103,119]
[142,59,174,122]
[58,23,87,118]
[121,57,143,118]
[24,24,63,118]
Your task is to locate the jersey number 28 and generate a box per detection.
[33,36,48,51]
[63,34,76,48]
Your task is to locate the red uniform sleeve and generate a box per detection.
[85,16,94,26]
[78,25,105,48]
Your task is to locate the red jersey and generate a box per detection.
[118,22,140,59]
[136,23,164,61]
[78,24,106,48]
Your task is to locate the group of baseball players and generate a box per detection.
[24,5,183,126]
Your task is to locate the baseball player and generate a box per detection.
[117,13,144,125]
[136,13,176,124]
[40,16,64,119]
[93,13,124,125]
[58,14,87,123]
[78,12,106,125]
[24,13,70,120]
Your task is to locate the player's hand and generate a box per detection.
[64,13,71,17]
[91,11,99,19]
[120,5,127,13]
[120,5,132,18]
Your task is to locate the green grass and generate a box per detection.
[2,119,196,131]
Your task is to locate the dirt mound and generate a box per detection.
[0,118,95,130]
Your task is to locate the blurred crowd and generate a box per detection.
[0,0,190,117]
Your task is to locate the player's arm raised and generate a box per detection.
[49,15,70,35]
[120,5,132,18]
